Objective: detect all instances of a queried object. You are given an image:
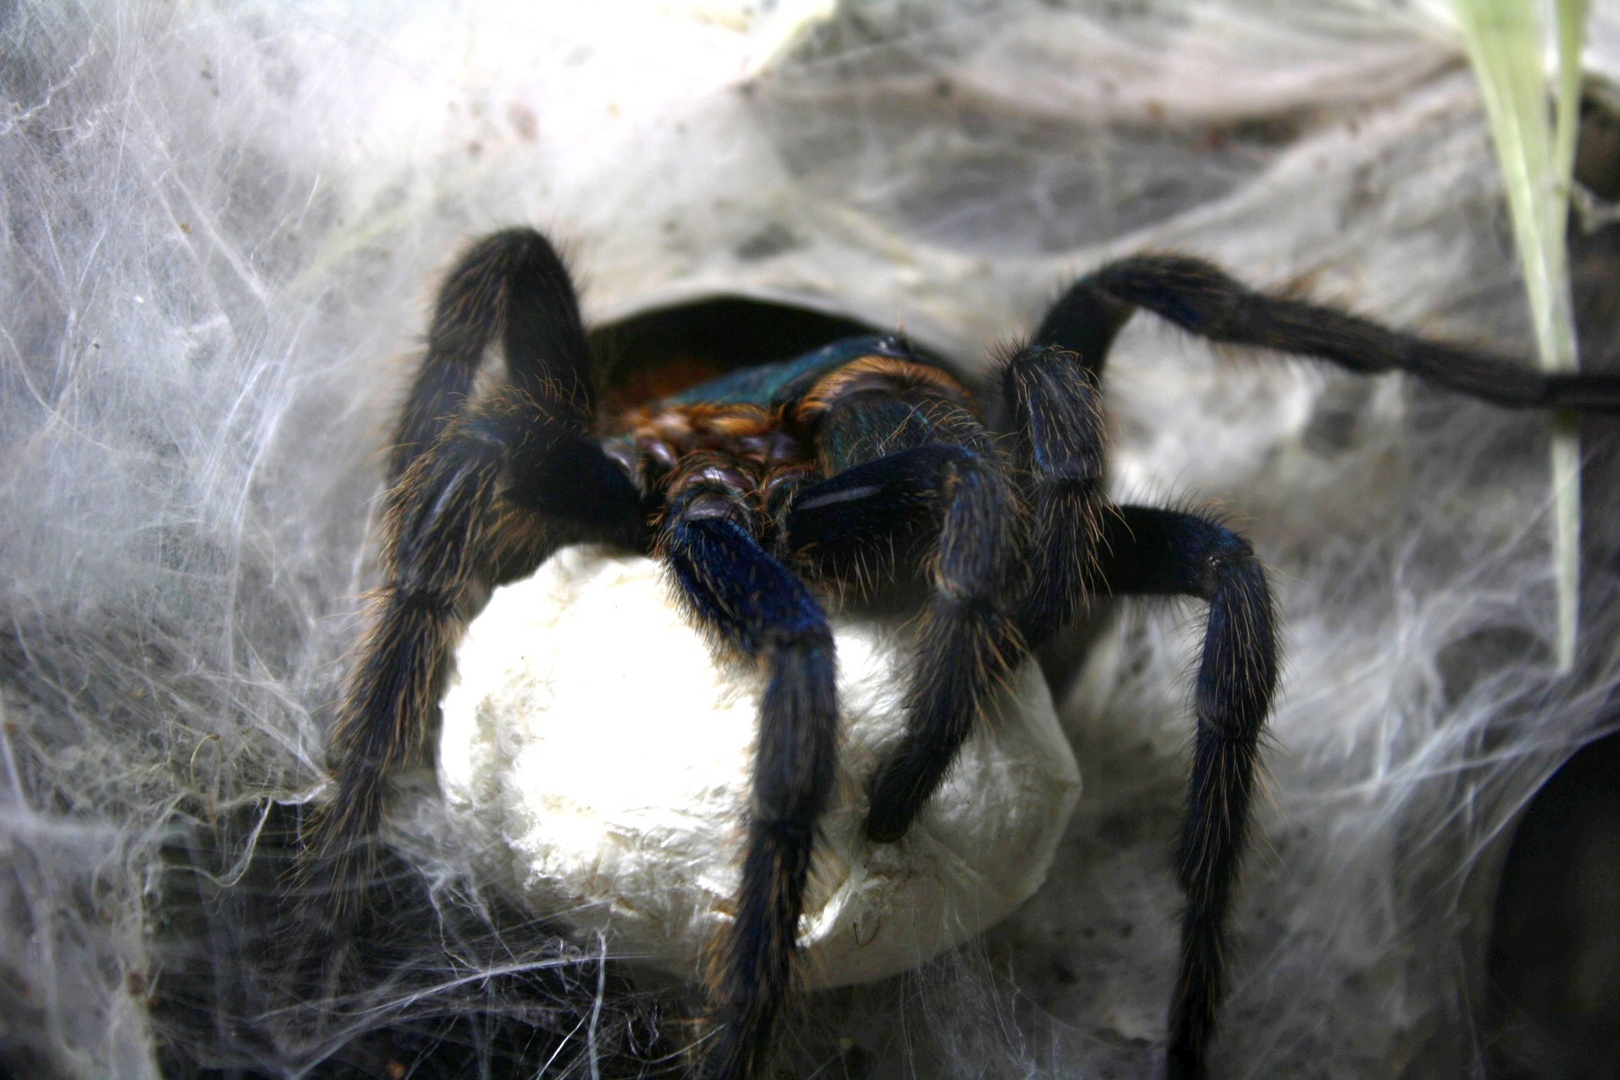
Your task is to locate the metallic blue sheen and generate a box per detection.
[664,334,915,408]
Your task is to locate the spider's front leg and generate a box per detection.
[660,474,839,1080]
[390,228,599,481]
[779,383,1021,842]
[306,390,640,921]
[300,229,639,921]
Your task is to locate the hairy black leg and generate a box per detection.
[663,511,838,1080]
[305,226,619,915]
[1033,274,1136,377]
[779,443,982,560]
[998,344,1109,647]
[301,389,638,919]
[1088,505,1278,1080]
[1040,253,1620,411]
[390,228,594,482]
[784,443,1021,844]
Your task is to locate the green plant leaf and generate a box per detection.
[1453,0,1587,672]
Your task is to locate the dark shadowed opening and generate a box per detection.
[590,297,887,405]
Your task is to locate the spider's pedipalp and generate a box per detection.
[840,453,1018,843]
[781,444,975,562]
[773,360,1026,845]
[498,399,643,533]
[1088,505,1278,1080]
[663,511,838,1080]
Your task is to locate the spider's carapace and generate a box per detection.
[601,335,982,538]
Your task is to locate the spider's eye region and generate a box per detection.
[688,464,754,493]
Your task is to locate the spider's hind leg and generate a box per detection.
[1039,254,1620,411]
[662,489,839,1080]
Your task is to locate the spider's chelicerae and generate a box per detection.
[301,228,1620,1080]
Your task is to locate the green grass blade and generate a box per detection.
[1453,0,1587,672]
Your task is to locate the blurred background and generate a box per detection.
[2,2,1618,1076]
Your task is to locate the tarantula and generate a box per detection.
[300,227,1620,1079]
